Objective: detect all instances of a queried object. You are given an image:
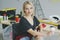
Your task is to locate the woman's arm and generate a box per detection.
[35,23,41,32]
[27,28,43,37]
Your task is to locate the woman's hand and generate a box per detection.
[34,31,44,40]
[35,26,41,32]
[34,30,44,38]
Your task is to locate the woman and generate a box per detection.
[17,1,44,40]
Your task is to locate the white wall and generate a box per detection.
[1,0,19,14]
[1,0,60,18]
[1,0,28,14]
[40,0,60,18]
[0,0,2,10]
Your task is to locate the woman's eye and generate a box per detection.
[25,8,28,10]
[25,7,33,10]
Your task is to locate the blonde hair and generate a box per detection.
[23,1,34,17]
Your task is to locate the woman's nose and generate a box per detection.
[28,9,31,12]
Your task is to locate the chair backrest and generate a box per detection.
[12,23,20,40]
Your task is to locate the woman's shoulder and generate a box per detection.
[33,16,39,21]
[20,16,26,22]
[20,16,25,20]
[33,16,37,19]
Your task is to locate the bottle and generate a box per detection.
[3,13,8,20]
[50,26,55,35]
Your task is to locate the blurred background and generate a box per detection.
[0,0,60,40]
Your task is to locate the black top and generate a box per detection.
[17,16,40,36]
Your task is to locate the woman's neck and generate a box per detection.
[24,15,32,18]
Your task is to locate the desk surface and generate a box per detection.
[39,20,58,26]
[0,20,15,25]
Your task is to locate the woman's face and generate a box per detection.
[24,4,34,16]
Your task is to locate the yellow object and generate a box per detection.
[2,8,16,11]
[15,16,19,18]
[39,20,58,26]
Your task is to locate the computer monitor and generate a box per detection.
[0,9,16,20]
[0,11,6,16]
[6,9,16,20]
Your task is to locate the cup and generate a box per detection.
[41,23,46,28]
[50,27,55,35]
[0,16,3,21]
[15,16,20,23]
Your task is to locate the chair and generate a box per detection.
[12,23,20,40]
